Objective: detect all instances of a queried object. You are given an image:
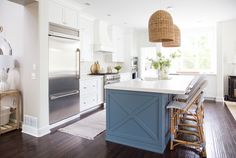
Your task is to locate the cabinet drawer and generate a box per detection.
[80,95,97,111]
[80,79,97,94]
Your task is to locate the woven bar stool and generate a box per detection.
[174,75,206,102]
[167,80,208,157]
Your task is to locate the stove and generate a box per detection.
[89,73,120,85]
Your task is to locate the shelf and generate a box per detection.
[0,122,18,135]
[0,90,21,135]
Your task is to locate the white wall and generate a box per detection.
[0,0,50,136]
[0,0,24,59]
[22,2,40,122]
[218,19,236,96]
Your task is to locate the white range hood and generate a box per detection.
[94,20,114,53]
[8,0,38,6]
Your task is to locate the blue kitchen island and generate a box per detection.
[105,75,194,153]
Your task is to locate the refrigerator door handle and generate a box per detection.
[50,90,79,101]
[76,48,80,79]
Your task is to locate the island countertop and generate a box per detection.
[105,75,195,95]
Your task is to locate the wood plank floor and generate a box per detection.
[0,102,236,158]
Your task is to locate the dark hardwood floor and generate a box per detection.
[0,102,236,158]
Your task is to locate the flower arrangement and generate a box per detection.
[149,51,180,79]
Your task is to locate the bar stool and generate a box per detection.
[174,75,206,102]
[167,80,208,157]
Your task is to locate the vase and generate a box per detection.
[157,68,169,80]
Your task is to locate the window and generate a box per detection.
[140,27,216,78]
[163,27,216,73]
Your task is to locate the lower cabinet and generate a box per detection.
[80,76,104,112]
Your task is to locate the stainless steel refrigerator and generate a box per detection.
[48,24,80,125]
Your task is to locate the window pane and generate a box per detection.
[162,27,216,73]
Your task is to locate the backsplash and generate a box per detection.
[80,53,122,75]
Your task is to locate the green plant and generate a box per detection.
[149,51,181,71]
[114,65,122,72]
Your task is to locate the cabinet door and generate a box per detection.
[112,26,125,62]
[48,1,63,25]
[97,77,104,104]
[63,8,78,29]
[80,17,94,61]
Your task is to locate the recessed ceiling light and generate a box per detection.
[84,2,91,6]
[107,14,111,17]
[166,6,173,11]
[123,22,127,25]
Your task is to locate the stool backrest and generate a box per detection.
[188,77,206,98]
[188,75,205,93]
[184,80,208,111]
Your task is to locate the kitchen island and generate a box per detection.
[105,75,194,153]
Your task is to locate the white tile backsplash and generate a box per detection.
[80,53,121,75]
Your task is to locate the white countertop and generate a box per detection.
[80,75,104,80]
[105,75,195,94]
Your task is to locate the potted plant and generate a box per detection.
[149,51,180,80]
[114,65,122,73]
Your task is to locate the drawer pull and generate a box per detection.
[50,90,79,100]
[83,87,87,89]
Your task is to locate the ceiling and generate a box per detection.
[65,0,236,29]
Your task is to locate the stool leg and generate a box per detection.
[170,109,175,150]
[197,110,207,157]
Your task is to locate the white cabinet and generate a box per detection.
[120,72,132,81]
[80,77,104,112]
[49,1,63,25]
[79,16,94,61]
[112,26,125,62]
[48,0,78,29]
[62,8,77,28]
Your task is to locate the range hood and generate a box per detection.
[94,20,114,53]
[8,0,38,6]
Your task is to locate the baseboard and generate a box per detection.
[204,96,224,103]
[205,97,216,101]
[49,113,81,129]
[216,97,224,102]
[22,124,50,137]
[80,105,103,115]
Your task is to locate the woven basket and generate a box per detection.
[148,10,174,42]
[162,24,181,47]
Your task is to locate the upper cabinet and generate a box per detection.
[112,26,125,62]
[48,0,78,29]
[79,16,94,61]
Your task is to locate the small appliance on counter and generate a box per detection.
[107,66,113,73]
[131,57,138,79]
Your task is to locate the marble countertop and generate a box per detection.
[80,75,104,80]
[105,75,195,94]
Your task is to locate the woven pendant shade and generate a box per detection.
[148,10,174,42]
[162,24,181,47]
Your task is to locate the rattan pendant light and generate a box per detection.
[148,10,174,42]
[162,24,181,47]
